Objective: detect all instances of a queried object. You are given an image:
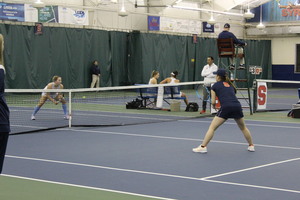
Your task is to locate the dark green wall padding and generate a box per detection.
[0,24,271,89]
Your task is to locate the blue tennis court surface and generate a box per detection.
[2,116,300,200]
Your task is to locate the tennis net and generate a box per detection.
[254,79,300,112]
[6,81,213,134]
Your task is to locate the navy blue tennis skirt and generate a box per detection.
[216,105,244,119]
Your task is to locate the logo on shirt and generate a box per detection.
[223,82,230,87]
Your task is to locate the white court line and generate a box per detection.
[65,129,300,150]
[11,125,48,129]
[200,157,300,180]
[6,155,203,182]
[1,174,176,200]
[180,119,300,129]
[5,155,300,194]
[203,179,300,194]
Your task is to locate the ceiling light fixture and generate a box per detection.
[256,5,265,30]
[32,0,45,8]
[207,1,216,25]
[118,0,128,17]
[244,8,254,19]
[243,1,254,19]
[208,14,216,25]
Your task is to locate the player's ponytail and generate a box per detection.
[225,76,237,93]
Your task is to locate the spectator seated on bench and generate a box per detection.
[136,84,189,108]
[160,70,189,105]
[136,85,158,108]
[163,85,186,105]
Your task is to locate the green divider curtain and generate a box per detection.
[0,24,271,89]
[0,24,111,89]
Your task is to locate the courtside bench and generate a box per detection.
[136,85,186,108]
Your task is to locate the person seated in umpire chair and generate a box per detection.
[218,23,247,70]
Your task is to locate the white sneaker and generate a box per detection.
[31,115,35,120]
[248,145,255,152]
[64,115,69,120]
[192,145,207,153]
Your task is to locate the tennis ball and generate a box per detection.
[82,96,86,99]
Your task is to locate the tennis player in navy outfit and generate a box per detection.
[0,34,10,173]
[193,69,254,153]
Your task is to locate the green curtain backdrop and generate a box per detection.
[0,24,271,89]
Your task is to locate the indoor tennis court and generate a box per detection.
[1,1,300,200]
[2,109,300,200]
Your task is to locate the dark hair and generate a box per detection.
[171,71,178,78]
[92,60,98,65]
[208,56,214,61]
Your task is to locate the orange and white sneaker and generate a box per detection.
[192,145,207,153]
[248,145,255,152]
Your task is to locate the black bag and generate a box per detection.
[185,102,199,112]
[126,98,143,109]
[287,108,300,118]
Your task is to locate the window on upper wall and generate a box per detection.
[296,44,300,73]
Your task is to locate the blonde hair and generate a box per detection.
[0,34,4,66]
[151,70,159,78]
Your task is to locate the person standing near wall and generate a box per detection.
[200,56,218,114]
[0,34,10,174]
[90,60,101,88]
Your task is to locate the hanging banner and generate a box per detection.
[0,3,25,22]
[160,17,201,34]
[24,4,38,22]
[148,16,160,31]
[202,22,214,33]
[247,0,300,23]
[257,81,267,110]
[58,7,89,25]
[34,23,43,35]
[38,6,59,23]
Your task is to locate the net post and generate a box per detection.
[68,90,72,128]
[252,79,257,113]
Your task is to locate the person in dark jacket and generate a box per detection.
[218,23,247,69]
[0,34,10,174]
[90,60,101,88]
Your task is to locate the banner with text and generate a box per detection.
[0,3,24,22]
[160,17,201,34]
[58,7,89,25]
[1,3,89,25]
[148,16,160,31]
[247,0,300,23]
